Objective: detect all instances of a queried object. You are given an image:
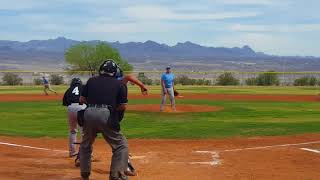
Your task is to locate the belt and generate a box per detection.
[70,103,80,106]
[88,104,111,108]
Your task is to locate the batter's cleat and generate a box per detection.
[69,151,78,158]
[74,153,80,167]
[75,158,80,167]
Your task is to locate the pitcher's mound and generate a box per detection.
[128,104,224,113]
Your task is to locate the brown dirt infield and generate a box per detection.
[0,134,320,180]
[0,93,319,102]
[128,104,224,113]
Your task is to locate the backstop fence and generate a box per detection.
[1,70,320,86]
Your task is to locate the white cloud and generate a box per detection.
[123,5,260,21]
[230,24,320,32]
[0,1,49,10]
[218,0,275,5]
[86,21,173,33]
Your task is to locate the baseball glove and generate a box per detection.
[174,89,179,97]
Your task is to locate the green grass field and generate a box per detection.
[0,85,319,95]
[0,86,319,138]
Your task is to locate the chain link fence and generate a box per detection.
[1,70,320,86]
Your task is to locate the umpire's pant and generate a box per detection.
[80,107,129,180]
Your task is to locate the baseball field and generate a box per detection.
[0,85,320,179]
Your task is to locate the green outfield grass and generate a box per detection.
[0,85,319,95]
[0,98,319,138]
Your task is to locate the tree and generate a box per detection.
[65,43,133,75]
[137,72,153,85]
[33,78,43,85]
[2,73,23,85]
[50,74,64,85]
[294,76,317,86]
[255,71,279,86]
[216,72,239,86]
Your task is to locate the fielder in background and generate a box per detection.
[63,78,87,157]
[79,60,129,180]
[42,76,57,95]
[160,66,176,112]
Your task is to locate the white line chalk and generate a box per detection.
[174,141,320,167]
[300,148,320,154]
[221,141,320,152]
[169,151,221,166]
[130,155,146,159]
[0,141,68,153]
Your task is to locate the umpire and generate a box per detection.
[79,60,129,180]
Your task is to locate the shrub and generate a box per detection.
[2,73,23,85]
[50,74,64,85]
[174,75,196,85]
[137,72,153,85]
[153,79,161,86]
[195,78,212,85]
[245,77,258,86]
[294,76,317,86]
[33,78,43,85]
[246,71,280,86]
[216,72,239,86]
[255,71,280,86]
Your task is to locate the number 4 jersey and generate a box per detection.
[63,85,83,106]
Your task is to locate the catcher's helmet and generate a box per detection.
[99,59,118,76]
[70,77,82,86]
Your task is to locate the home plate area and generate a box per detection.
[0,135,320,180]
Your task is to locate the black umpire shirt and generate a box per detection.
[81,75,128,130]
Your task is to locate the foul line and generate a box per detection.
[0,141,68,153]
[300,148,320,154]
[221,141,320,152]
[169,141,320,167]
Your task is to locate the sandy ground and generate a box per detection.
[0,134,319,180]
[129,104,224,113]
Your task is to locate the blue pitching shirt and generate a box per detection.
[161,73,174,88]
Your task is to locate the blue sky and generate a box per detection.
[0,0,319,56]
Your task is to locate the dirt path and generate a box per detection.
[129,104,224,113]
[0,93,319,102]
[0,134,319,180]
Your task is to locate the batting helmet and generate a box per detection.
[70,77,82,87]
[99,59,118,76]
[115,67,124,80]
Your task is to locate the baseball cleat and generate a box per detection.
[125,159,137,176]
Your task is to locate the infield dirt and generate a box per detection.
[0,134,320,180]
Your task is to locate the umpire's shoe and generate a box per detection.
[81,172,90,180]
[110,171,128,180]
